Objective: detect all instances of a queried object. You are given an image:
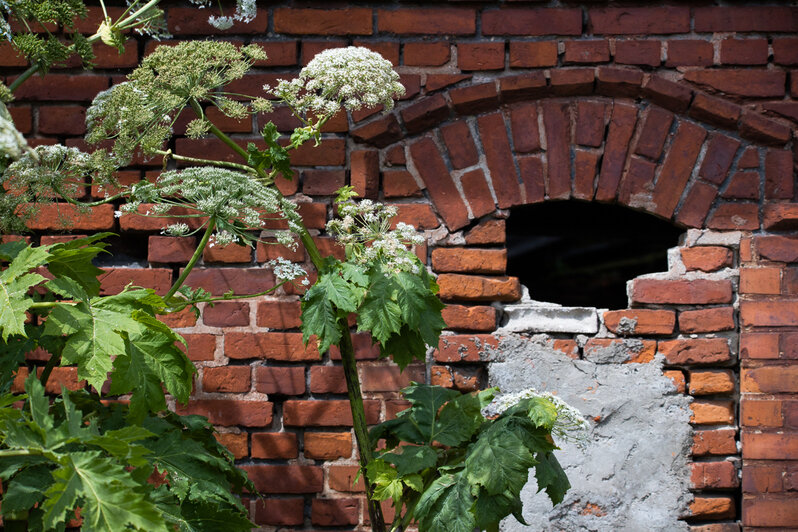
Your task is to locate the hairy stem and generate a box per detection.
[202,116,386,532]
[164,217,216,300]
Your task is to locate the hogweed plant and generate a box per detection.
[0,3,585,531]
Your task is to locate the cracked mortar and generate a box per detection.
[485,334,693,532]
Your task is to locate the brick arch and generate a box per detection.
[351,67,794,233]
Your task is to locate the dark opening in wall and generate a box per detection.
[506,201,683,310]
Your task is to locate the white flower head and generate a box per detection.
[268,257,307,282]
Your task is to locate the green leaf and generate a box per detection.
[357,270,402,344]
[380,326,426,370]
[127,324,194,404]
[395,271,446,346]
[45,276,89,302]
[109,344,167,423]
[416,472,476,532]
[367,459,404,506]
[465,428,536,496]
[41,458,82,530]
[435,391,489,447]
[534,451,570,505]
[402,383,459,444]
[47,234,111,297]
[25,373,53,434]
[0,244,50,340]
[472,488,526,530]
[0,332,33,393]
[301,281,342,354]
[339,262,368,288]
[382,445,438,476]
[2,464,53,515]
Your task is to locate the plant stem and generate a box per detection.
[8,64,39,92]
[202,117,386,532]
[0,449,38,458]
[154,149,255,174]
[164,217,216,300]
[39,354,61,388]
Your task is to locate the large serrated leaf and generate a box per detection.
[1,464,53,515]
[301,281,342,354]
[435,391,487,447]
[394,271,446,347]
[416,472,476,532]
[534,451,570,505]
[402,383,459,444]
[0,263,46,340]
[465,429,536,496]
[357,270,402,344]
[382,445,438,476]
[380,326,426,370]
[48,235,110,297]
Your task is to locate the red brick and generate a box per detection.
[684,70,786,98]
[603,309,675,335]
[180,333,215,361]
[723,172,760,200]
[774,38,798,66]
[506,103,540,155]
[740,112,791,146]
[757,235,798,263]
[479,112,524,208]
[765,149,794,200]
[740,333,780,360]
[741,300,798,327]
[274,8,371,35]
[664,370,686,393]
[168,7,267,34]
[642,75,693,113]
[541,102,572,200]
[434,334,499,363]
[634,107,673,160]
[226,332,319,362]
[407,142,468,225]
[689,370,735,395]
[549,68,595,96]
[283,400,380,426]
[438,274,521,302]
[147,236,195,264]
[439,121,478,170]
[741,400,783,428]
[392,203,440,230]
[404,42,450,66]
[255,237,305,264]
[7,106,32,134]
[458,42,504,70]
[310,366,347,394]
[351,150,379,200]
[426,73,472,92]
[740,268,781,295]
[694,6,798,32]
[720,38,768,65]
[742,366,798,393]
[763,204,798,232]
[201,302,249,327]
[202,242,252,264]
[465,219,506,245]
[241,465,323,494]
[742,432,798,460]
[499,72,548,102]
[680,246,733,272]
[312,498,359,526]
[738,147,761,169]
[688,93,741,131]
[575,101,606,148]
[304,432,352,460]
[449,82,499,115]
[460,169,496,220]
[742,497,798,527]
[679,308,735,334]
[667,169,717,224]
[666,40,714,67]
[251,432,298,459]
[38,105,86,135]
[585,338,657,364]
[253,498,304,526]
[590,7,689,34]
[350,114,402,148]
[651,121,707,218]
[183,268,275,296]
[215,433,247,460]
[569,149,597,201]
[708,203,759,231]
[442,305,496,332]
[691,400,735,425]
[254,366,305,396]
[698,134,740,186]
[690,497,735,520]
[693,429,738,456]
[25,203,114,232]
[361,364,424,392]
[378,8,475,35]
[256,300,301,330]
[509,41,558,68]
[658,338,731,365]
[383,170,421,198]
[250,40,297,67]
[98,268,172,296]
[691,461,739,489]
[482,8,582,36]
[328,465,364,493]
[301,169,345,196]
[596,67,643,98]
[595,102,638,201]
[175,400,272,427]
[615,40,661,67]
[564,40,610,63]
[13,74,108,101]
[203,366,250,393]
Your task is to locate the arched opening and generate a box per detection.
[506,201,683,309]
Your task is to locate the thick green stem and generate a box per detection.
[154,149,255,174]
[203,117,386,532]
[0,449,38,458]
[7,64,38,92]
[39,353,61,388]
[164,217,216,300]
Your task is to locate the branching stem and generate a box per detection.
[164,217,216,300]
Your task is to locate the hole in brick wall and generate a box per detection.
[506,201,682,310]
[93,233,149,267]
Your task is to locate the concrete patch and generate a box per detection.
[486,334,693,532]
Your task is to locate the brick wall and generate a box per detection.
[3,2,797,530]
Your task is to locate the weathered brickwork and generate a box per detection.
[4,2,798,530]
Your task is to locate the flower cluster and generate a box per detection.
[0,110,28,160]
[327,197,425,274]
[268,257,308,284]
[205,0,257,30]
[266,47,405,120]
[121,166,294,248]
[484,388,590,448]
